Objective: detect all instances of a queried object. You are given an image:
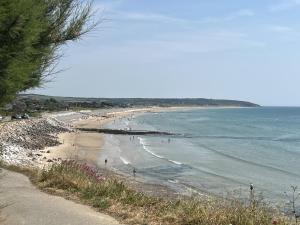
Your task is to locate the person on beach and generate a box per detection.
[133,168,136,177]
[250,183,254,203]
[105,159,107,166]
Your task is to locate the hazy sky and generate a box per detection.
[31,0,300,106]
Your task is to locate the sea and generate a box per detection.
[99,107,300,204]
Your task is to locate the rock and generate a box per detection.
[0,117,73,165]
[46,159,53,162]
[46,150,50,153]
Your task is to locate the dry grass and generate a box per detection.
[34,160,290,225]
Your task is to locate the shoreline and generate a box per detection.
[44,106,203,164]
[0,106,251,198]
[0,106,201,167]
[42,106,203,198]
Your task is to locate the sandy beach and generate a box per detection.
[0,106,196,167]
[0,105,225,168]
[44,107,198,165]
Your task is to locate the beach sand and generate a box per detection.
[43,107,161,164]
[45,107,196,164]
[44,132,104,164]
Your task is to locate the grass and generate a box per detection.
[31,160,291,225]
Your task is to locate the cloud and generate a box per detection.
[227,9,255,19]
[266,25,300,42]
[96,30,266,63]
[268,25,293,32]
[87,3,263,60]
[94,1,188,24]
[202,9,255,24]
[269,0,300,12]
[95,3,254,25]
[116,12,187,24]
[120,9,255,25]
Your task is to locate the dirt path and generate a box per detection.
[0,169,122,225]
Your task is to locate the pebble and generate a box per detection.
[0,118,73,166]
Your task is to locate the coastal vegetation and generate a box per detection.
[0,0,96,106]
[0,94,259,115]
[4,160,289,225]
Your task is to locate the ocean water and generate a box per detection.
[100,107,300,203]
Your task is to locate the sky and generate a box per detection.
[31,0,300,106]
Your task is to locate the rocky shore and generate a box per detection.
[0,118,73,166]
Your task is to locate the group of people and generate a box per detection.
[129,136,135,141]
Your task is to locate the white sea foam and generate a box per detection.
[138,137,165,159]
[168,179,179,184]
[138,137,183,166]
[120,157,130,165]
[168,160,183,165]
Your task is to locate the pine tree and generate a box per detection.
[0,0,96,106]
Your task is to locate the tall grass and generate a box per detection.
[36,160,290,225]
